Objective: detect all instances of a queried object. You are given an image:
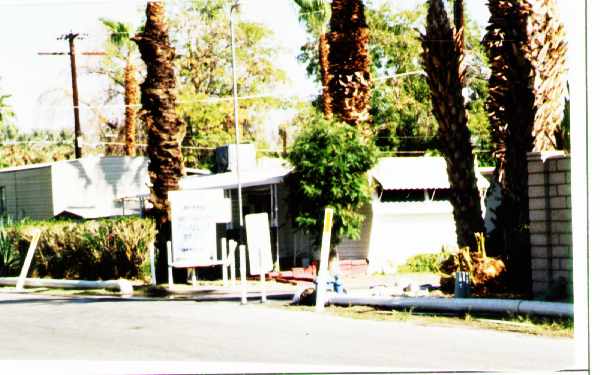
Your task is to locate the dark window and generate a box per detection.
[0,186,5,215]
[380,189,425,202]
[427,188,452,201]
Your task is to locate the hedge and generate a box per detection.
[1,216,156,280]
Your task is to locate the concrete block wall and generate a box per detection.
[527,151,573,300]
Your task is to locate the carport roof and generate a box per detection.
[370,157,490,190]
[180,166,292,190]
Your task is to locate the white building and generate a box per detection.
[0,156,150,220]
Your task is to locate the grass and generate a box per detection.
[278,304,573,337]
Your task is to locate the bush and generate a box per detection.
[397,252,447,274]
[285,114,378,249]
[2,216,156,280]
[0,217,22,276]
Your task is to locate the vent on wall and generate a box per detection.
[215,144,257,173]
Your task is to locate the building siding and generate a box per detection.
[0,157,149,221]
[0,166,53,219]
[52,157,150,218]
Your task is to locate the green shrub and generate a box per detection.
[3,216,156,280]
[0,217,22,276]
[397,252,447,274]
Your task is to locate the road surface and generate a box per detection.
[0,292,577,373]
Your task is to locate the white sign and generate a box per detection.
[245,213,273,275]
[168,189,231,268]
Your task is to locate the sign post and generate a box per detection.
[315,208,334,312]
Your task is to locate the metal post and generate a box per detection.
[149,243,156,286]
[230,1,244,245]
[239,244,247,305]
[67,33,82,159]
[230,5,251,308]
[259,245,266,303]
[221,237,229,287]
[167,241,174,289]
[228,239,237,286]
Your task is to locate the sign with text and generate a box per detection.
[168,189,231,268]
[245,213,273,275]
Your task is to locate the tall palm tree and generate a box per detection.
[420,0,484,252]
[133,1,184,282]
[327,0,371,129]
[483,0,567,292]
[294,0,333,118]
[100,19,140,156]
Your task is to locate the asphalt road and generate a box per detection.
[0,292,577,373]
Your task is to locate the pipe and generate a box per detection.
[317,293,573,318]
[0,277,134,296]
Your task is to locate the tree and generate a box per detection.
[420,0,484,251]
[327,0,371,129]
[293,0,333,117]
[100,19,141,156]
[366,3,437,154]
[0,93,17,142]
[483,0,568,292]
[285,111,377,252]
[133,1,185,282]
[168,0,288,168]
[298,2,493,161]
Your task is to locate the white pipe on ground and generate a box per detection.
[0,277,134,296]
[324,294,573,318]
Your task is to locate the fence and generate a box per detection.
[527,151,573,301]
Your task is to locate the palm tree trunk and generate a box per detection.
[318,33,333,119]
[124,52,138,156]
[421,0,484,252]
[328,0,371,129]
[483,0,567,294]
[134,1,184,282]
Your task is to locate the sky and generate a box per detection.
[0,0,573,137]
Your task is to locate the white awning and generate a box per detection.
[180,167,291,190]
[370,157,490,190]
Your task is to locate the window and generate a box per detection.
[0,186,6,216]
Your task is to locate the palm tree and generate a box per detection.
[420,0,484,252]
[100,19,140,156]
[294,0,333,118]
[327,0,371,129]
[483,0,568,292]
[133,1,184,282]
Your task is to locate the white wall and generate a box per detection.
[367,201,458,274]
[51,157,149,218]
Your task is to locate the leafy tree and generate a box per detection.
[0,93,17,142]
[366,3,437,154]
[0,132,73,169]
[285,111,378,252]
[1,91,73,168]
[134,2,184,282]
[420,0,484,251]
[168,0,288,168]
[297,1,493,162]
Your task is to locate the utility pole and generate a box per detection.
[38,32,104,159]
